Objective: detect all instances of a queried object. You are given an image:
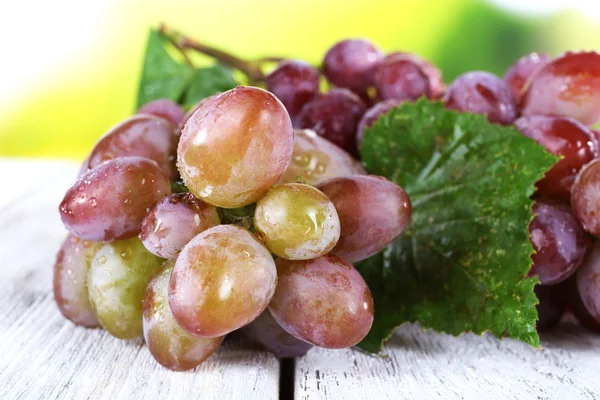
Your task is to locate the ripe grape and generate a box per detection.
[266,60,321,118]
[503,52,550,102]
[357,99,402,145]
[254,183,341,260]
[87,237,163,339]
[169,225,277,338]
[143,261,224,371]
[571,158,600,237]
[535,282,568,332]
[60,157,171,241]
[398,53,446,99]
[139,193,220,259]
[322,39,383,94]
[515,116,596,201]
[241,310,312,358]
[373,54,430,102]
[82,115,179,179]
[297,88,366,156]
[178,86,294,208]
[317,175,411,263]
[137,99,186,126]
[278,129,366,185]
[268,255,374,349]
[570,242,600,332]
[53,234,103,327]
[528,199,589,285]
[444,71,517,125]
[521,52,600,126]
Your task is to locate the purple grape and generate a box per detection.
[138,99,186,126]
[356,99,402,146]
[266,60,321,118]
[373,54,430,102]
[503,52,550,103]
[570,242,600,332]
[444,71,517,126]
[297,88,366,157]
[139,193,221,259]
[571,158,600,237]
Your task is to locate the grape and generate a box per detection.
[528,199,589,285]
[59,157,171,241]
[87,237,163,339]
[241,310,312,358]
[254,183,341,260]
[443,71,517,125]
[297,88,366,157]
[571,158,600,237]
[178,86,294,208]
[322,39,383,94]
[82,115,179,179]
[317,175,411,263]
[570,242,600,332]
[266,60,321,118]
[137,99,186,126]
[143,261,224,371]
[515,116,596,201]
[535,282,568,332]
[268,255,374,349]
[278,129,366,185]
[521,52,600,126]
[139,193,220,259]
[53,234,103,327]
[356,99,402,145]
[399,53,446,99]
[169,225,277,338]
[503,52,550,103]
[373,54,430,102]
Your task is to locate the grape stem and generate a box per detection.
[160,24,272,83]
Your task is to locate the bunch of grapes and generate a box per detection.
[54,37,420,370]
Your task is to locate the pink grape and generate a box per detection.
[373,54,430,102]
[503,52,550,103]
[137,99,186,126]
[356,99,402,145]
[571,158,600,237]
[266,60,321,118]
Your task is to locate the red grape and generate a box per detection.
[322,39,383,94]
[297,88,366,157]
[82,115,179,179]
[53,234,103,327]
[444,71,517,125]
[570,242,600,332]
[528,199,589,285]
[357,99,402,145]
[572,158,600,237]
[269,255,374,349]
[318,175,411,263]
[59,157,171,241]
[241,310,312,358]
[169,225,277,338]
[521,52,600,126]
[515,116,596,201]
[178,86,294,208]
[503,52,550,103]
[373,54,430,102]
[266,60,321,118]
[137,99,186,126]
[139,193,220,259]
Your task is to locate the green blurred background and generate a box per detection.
[1,0,599,159]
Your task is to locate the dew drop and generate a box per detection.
[88,197,98,207]
[98,256,107,264]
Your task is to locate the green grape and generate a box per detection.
[143,261,224,371]
[254,183,340,260]
[88,237,164,339]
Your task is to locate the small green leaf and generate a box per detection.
[184,65,237,108]
[357,99,557,353]
[137,30,192,107]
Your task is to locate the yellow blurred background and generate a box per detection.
[1,0,599,159]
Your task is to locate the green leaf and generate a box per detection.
[137,30,192,107]
[357,99,557,353]
[184,65,237,108]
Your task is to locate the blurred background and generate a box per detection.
[0,0,599,160]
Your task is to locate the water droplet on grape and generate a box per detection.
[88,197,98,207]
[98,256,107,264]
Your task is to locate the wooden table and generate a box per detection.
[1,159,599,400]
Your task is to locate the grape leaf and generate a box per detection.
[357,99,557,353]
[136,30,193,107]
[184,65,237,108]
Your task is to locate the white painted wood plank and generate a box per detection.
[0,160,280,400]
[296,312,600,399]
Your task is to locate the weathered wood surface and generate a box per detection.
[2,159,600,400]
[0,160,280,400]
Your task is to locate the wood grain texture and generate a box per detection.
[0,160,280,400]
